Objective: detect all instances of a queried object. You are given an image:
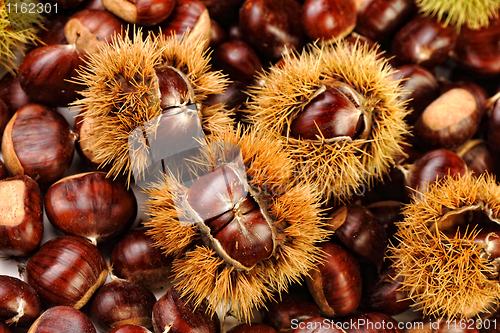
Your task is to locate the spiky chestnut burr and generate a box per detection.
[414,0,499,30]
[72,29,232,185]
[391,172,500,319]
[0,0,44,71]
[144,126,330,322]
[245,41,409,202]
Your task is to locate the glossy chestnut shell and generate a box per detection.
[25,235,108,309]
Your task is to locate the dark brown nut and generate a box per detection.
[0,275,41,327]
[239,0,306,60]
[2,104,75,184]
[306,242,362,317]
[27,306,97,333]
[90,280,157,332]
[45,172,137,244]
[152,288,220,333]
[110,228,174,289]
[18,45,86,107]
[103,0,175,26]
[25,235,108,309]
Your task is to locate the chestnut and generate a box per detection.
[391,15,457,69]
[25,235,108,309]
[102,0,175,26]
[239,0,306,60]
[73,109,107,170]
[456,140,494,176]
[0,175,43,257]
[110,228,174,289]
[152,287,220,333]
[228,323,278,333]
[209,19,227,48]
[89,280,157,332]
[110,325,154,333]
[289,79,368,141]
[44,172,137,244]
[439,80,489,119]
[405,149,467,197]
[413,88,480,151]
[451,16,500,76]
[0,275,41,327]
[355,0,415,43]
[302,0,357,43]
[306,242,362,317]
[360,264,412,315]
[18,44,86,106]
[391,64,440,125]
[2,104,76,184]
[327,205,388,268]
[261,293,320,332]
[212,40,262,85]
[64,9,125,53]
[199,0,244,21]
[158,0,211,48]
[0,73,32,113]
[366,201,402,239]
[27,306,97,333]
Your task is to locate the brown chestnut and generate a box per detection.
[360,264,412,315]
[212,40,262,85]
[391,64,440,125]
[413,88,480,151]
[18,44,86,107]
[0,275,41,327]
[27,306,97,333]
[451,16,500,77]
[185,164,275,269]
[391,15,457,69]
[306,242,362,317]
[110,228,174,289]
[209,19,227,48]
[158,0,211,48]
[103,0,175,26]
[290,80,368,141]
[25,235,108,309]
[0,175,43,257]
[261,293,320,332]
[2,104,76,184]
[0,73,32,113]
[152,287,220,333]
[89,280,157,332]
[110,325,153,333]
[45,172,137,244]
[64,9,125,53]
[327,205,388,268]
[487,93,500,152]
[302,0,357,43]
[456,140,494,176]
[405,149,467,197]
[355,0,415,43]
[239,0,305,60]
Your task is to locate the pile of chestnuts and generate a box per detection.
[1,0,500,332]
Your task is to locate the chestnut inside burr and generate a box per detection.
[289,80,370,142]
[184,164,276,270]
